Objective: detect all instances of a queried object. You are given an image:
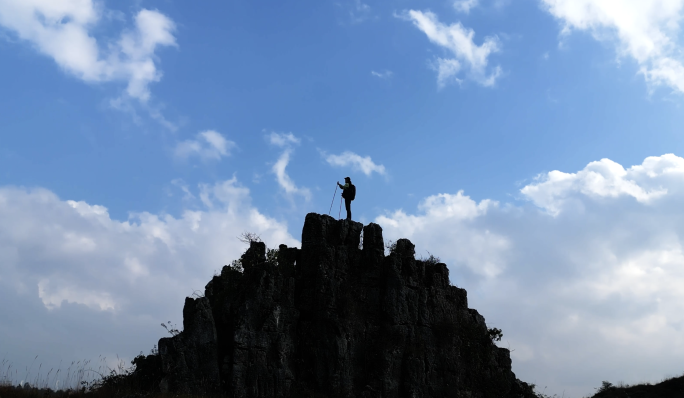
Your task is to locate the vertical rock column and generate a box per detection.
[207,240,300,398]
[158,296,220,394]
[295,213,363,397]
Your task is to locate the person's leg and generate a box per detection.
[345,198,352,220]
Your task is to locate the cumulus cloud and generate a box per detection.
[6,154,684,396]
[324,150,387,177]
[399,10,502,87]
[453,0,479,14]
[378,191,506,278]
[0,179,297,386]
[541,0,684,94]
[1,179,296,311]
[521,156,671,215]
[0,1,176,102]
[174,130,236,161]
[376,154,684,397]
[267,132,311,201]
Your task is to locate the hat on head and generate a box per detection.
[344,176,351,181]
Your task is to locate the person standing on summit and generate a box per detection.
[337,177,356,221]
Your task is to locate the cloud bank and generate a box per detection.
[377,153,684,397]
[5,155,684,396]
[0,178,297,386]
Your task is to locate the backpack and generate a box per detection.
[348,184,356,201]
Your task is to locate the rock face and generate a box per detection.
[154,213,535,398]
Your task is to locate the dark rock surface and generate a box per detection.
[150,213,535,398]
[158,295,220,393]
[590,376,684,398]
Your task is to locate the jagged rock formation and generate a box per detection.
[151,213,535,398]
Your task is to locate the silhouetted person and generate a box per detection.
[337,177,356,221]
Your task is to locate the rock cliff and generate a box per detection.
[148,213,534,397]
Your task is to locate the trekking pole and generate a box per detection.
[328,184,338,216]
[338,195,343,219]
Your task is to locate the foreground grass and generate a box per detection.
[3,356,684,398]
[0,385,228,398]
[0,352,229,398]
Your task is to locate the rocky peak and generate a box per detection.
[149,213,535,397]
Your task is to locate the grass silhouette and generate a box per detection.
[6,352,683,398]
[0,351,230,398]
[587,373,684,398]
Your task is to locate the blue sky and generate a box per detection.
[4,0,684,396]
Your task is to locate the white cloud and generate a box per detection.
[0,179,297,386]
[267,132,311,200]
[324,150,387,176]
[400,9,502,87]
[0,179,295,310]
[174,130,236,161]
[453,0,479,14]
[268,132,300,147]
[521,156,673,216]
[38,278,116,311]
[375,153,684,397]
[272,149,312,201]
[378,191,506,278]
[117,9,176,101]
[371,70,394,79]
[540,0,684,94]
[0,1,176,102]
[433,58,463,87]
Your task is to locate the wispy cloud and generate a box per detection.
[453,0,479,14]
[171,179,196,202]
[267,132,311,200]
[174,130,235,161]
[432,58,463,87]
[371,70,394,79]
[541,0,684,94]
[268,132,300,147]
[324,150,386,176]
[349,0,371,24]
[398,10,502,88]
[272,150,312,200]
